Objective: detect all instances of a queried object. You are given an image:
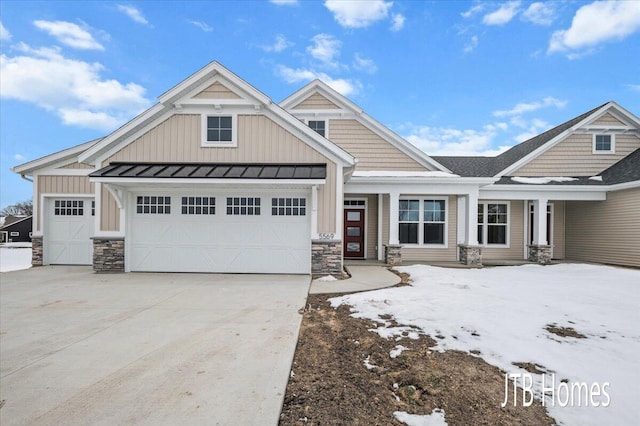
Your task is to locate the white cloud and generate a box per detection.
[187,20,213,32]
[260,34,293,53]
[269,0,298,4]
[464,35,479,53]
[482,1,521,26]
[13,154,25,161]
[493,97,566,117]
[0,20,11,41]
[522,2,556,26]
[403,123,511,156]
[116,4,150,26]
[324,0,392,28]
[548,1,640,55]
[275,65,361,96]
[0,43,151,131]
[628,84,640,92]
[33,20,104,50]
[352,53,377,74]
[307,34,341,67]
[390,14,405,32]
[461,3,486,19]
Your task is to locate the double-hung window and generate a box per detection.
[477,202,509,246]
[399,198,447,246]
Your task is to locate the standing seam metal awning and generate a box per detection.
[89,162,327,180]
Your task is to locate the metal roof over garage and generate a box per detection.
[90,162,327,180]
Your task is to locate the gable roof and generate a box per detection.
[0,215,32,230]
[600,147,640,185]
[77,61,355,167]
[280,79,451,173]
[12,138,101,175]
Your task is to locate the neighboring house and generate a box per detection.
[12,61,640,274]
[0,215,33,243]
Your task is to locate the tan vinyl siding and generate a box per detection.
[292,93,340,110]
[193,82,240,99]
[513,133,640,176]
[329,119,428,171]
[593,112,625,126]
[401,196,458,262]
[565,188,640,267]
[105,114,337,233]
[552,201,565,259]
[482,201,525,260]
[345,194,379,259]
[59,162,93,169]
[36,175,94,232]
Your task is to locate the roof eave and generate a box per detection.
[12,139,100,175]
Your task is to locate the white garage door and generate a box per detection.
[129,191,311,274]
[46,198,93,265]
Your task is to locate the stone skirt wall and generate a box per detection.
[311,240,343,277]
[93,238,125,272]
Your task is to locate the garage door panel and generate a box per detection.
[46,198,93,265]
[129,191,311,274]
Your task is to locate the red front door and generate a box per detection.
[344,209,365,258]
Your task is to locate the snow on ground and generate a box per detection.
[330,264,640,425]
[394,409,447,426]
[0,244,32,272]
[316,275,338,282]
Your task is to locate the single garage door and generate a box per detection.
[46,198,93,265]
[129,191,311,274]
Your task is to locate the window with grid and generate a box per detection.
[399,200,419,244]
[91,200,95,216]
[206,116,233,142]
[181,197,215,215]
[594,134,613,152]
[478,203,508,245]
[54,200,84,216]
[344,200,365,206]
[136,196,171,214]
[423,200,446,244]
[226,197,260,215]
[308,120,325,137]
[272,198,306,216]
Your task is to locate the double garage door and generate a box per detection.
[129,190,311,274]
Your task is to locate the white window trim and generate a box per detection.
[201,113,238,147]
[10,231,19,236]
[592,133,615,154]
[305,119,329,139]
[399,197,448,248]
[478,201,510,248]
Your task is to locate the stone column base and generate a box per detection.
[458,244,482,267]
[93,238,125,272]
[528,245,552,265]
[312,240,344,277]
[31,236,43,266]
[384,244,402,266]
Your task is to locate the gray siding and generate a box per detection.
[565,188,640,267]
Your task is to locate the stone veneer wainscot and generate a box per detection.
[93,238,125,272]
[31,236,43,266]
[311,240,343,277]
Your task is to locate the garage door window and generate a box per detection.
[272,198,306,216]
[227,197,260,215]
[136,196,171,214]
[55,200,84,216]
[182,197,215,215]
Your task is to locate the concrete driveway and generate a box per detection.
[0,266,310,426]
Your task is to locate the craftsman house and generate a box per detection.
[12,61,640,274]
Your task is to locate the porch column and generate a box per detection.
[385,191,402,266]
[458,192,482,267]
[377,193,384,261]
[529,198,552,264]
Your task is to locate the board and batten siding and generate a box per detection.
[565,188,640,268]
[59,162,93,169]
[481,201,525,260]
[513,133,640,176]
[36,175,94,232]
[193,82,241,99]
[291,93,340,110]
[102,114,337,233]
[329,119,428,171]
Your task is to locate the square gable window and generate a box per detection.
[593,134,614,154]
[202,114,237,147]
[308,120,325,137]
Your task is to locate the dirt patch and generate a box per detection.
[280,295,555,425]
[545,324,586,339]
[512,362,548,375]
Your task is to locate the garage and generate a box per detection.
[45,197,93,265]
[128,190,311,273]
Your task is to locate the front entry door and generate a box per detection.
[344,209,365,258]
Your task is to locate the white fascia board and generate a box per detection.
[280,80,362,113]
[606,180,640,191]
[89,177,326,186]
[79,104,166,164]
[12,139,99,175]
[496,103,623,177]
[347,176,496,185]
[480,185,607,201]
[344,181,493,195]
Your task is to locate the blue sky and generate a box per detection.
[1,0,639,207]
